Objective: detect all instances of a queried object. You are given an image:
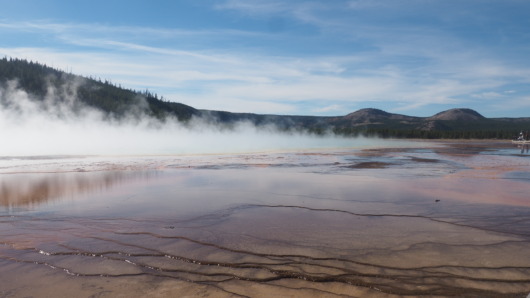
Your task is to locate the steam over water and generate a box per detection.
[1,142,530,297]
[0,79,400,156]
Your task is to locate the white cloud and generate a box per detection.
[215,0,342,29]
[471,92,503,99]
[0,21,204,37]
[215,0,290,16]
[488,95,530,116]
[313,104,342,113]
[2,11,530,117]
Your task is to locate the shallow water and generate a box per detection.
[1,141,530,297]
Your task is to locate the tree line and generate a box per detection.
[0,57,197,121]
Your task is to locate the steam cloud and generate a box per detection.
[0,78,391,156]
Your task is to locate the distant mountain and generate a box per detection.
[344,108,417,123]
[328,108,419,127]
[326,107,530,138]
[428,108,485,121]
[1,57,529,139]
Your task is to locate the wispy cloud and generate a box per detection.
[347,0,385,10]
[1,39,525,116]
[214,0,290,16]
[215,0,345,28]
[313,104,342,114]
[1,0,530,118]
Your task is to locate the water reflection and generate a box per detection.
[517,144,529,154]
[0,171,150,209]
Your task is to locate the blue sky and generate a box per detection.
[1,0,529,117]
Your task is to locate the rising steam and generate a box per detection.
[0,78,393,156]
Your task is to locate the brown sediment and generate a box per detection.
[409,156,440,163]
[1,210,529,297]
[346,161,393,169]
[3,198,530,297]
[1,143,530,297]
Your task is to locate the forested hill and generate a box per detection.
[0,57,198,121]
[1,57,529,139]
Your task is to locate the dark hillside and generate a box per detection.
[0,57,198,121]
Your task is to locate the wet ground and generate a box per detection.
[1,140,530,297]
